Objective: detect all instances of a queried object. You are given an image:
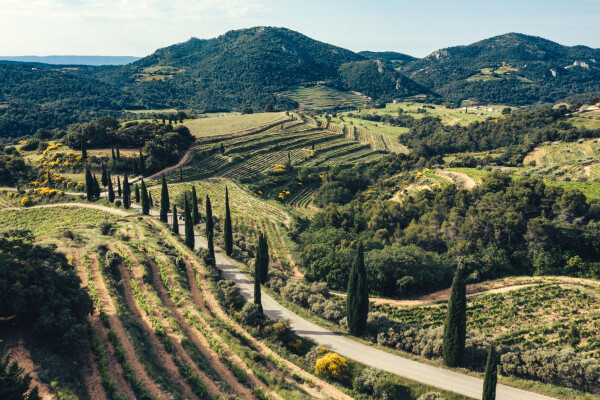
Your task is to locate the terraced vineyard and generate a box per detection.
[0,206,347,400]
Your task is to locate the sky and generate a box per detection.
[1,0,600,58]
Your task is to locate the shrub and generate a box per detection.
[353,367,385,394]
[417,392,446,400]
[104,251,122,278]
[216,280,246,313]
[61,230,74,239]
[115,200,122,207]
[315,351,350,382]
[20,197,31,207]
[238,303,263,326]
[99,221,113,235]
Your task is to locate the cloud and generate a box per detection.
[0,0,265,21]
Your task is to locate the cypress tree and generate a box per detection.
[93,175,101,199]
[260,233,269,284]
[346,242,369,336]
[149,192,154,208]
[85,168,93,201]
[135,184,140,203]
[141,180,149,215]
[482,344,498,400]
[184,195,195,249]
[443,267,467,367]
[224,187,233,256]
[254,250,263,314]
[117,176,122,197]
[101,164,108,187]
[207,229,215,266]
[81,139,87,160]
[111,147,116,160]
[205,195,213,237]
[116,145,120,160]
[172,205,179,234]
[139,148,145,176]
[133,158,139,176]
[107,175,115,202]
[192,186,200,224]
[123,175,131,209]
[160,175,169,223]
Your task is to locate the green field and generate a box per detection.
[351,101,505,126]
[184,112,288,137]
[524,139,600,167]
[282,85,369,110]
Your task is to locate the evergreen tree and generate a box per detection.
[92,175,101,199]
[179,166,183,181]
[149,192,154,208]
[346,242,369,336]
[224,187,233,256]
[81,139,87,160]
[0,353,42,400]
[192,186,200,224]
[141,180,149,215]
[133,158,139,176]
[117,176,122,197]
[482,344,498,400]
[254,250,263,314]
[220,143,225,153]
[205,194,213,237]
[107,175,115,202]
[184,195,195,249]
[260,233,269,284]
[135,184,140,203]
[116,145,120,160]
[160,175,169,223]
[111,147,116,160]
[172,205,179,235]
[138,148,145,176]
[46,170,52,188]
[101,164,108,187]
[123,175,131,209]
[85,167,93,201]
[443,267,467,367]
[207,229,215,266]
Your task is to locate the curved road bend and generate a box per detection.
[1,201,555,400]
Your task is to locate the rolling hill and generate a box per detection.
[0,55,140,65]
[402,32,600,105]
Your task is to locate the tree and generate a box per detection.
[111,146,116,160]
[260,233,269,284]
[184,194,194,249]
[346,242,369,336]
[443,267,467,367]
[149,192,154,208]
[117,176,122,197]
[138,148,145,176]
[172,205,179,235]
[192,186,200,224]
[254,250,263,314]
[85,167,93,201]
[141,180,149,215]
[207,229,215,266]
[123,175,131,209]
[133,158,139,176]
[160,175,170,223]
[224,187,233,256]
[135,184,140,203]
[482,343,498,400]
[0,353,42,400]
[220,143,225,154]
[107,174,115,203]
[116,145,121,160]
[205,194,213,237]
[101,164,108,187]
[92,174,101,199]
[81,139,87,160]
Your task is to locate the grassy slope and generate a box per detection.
[282,85,369,110]
[184,112,288,138]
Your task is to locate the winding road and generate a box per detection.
[2,200,556,400]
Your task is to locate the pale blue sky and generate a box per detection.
[2,0,599,57]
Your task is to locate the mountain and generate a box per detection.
[358,51,417,67]
[96,26,428,110]
[0,55,140,65]
[402,33,600,105]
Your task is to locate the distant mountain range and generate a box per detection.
[2,28,600,137]
[0,55,140,66]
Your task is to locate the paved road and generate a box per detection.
[2,198,555,400]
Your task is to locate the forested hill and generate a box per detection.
[402,32,600,105]
[94,26,429,110]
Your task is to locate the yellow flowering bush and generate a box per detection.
[21,197,32,207]
[315,351,349,381]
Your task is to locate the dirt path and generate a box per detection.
[112,245,199,400]
[437,170,477,189]
[87,246,170,399]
